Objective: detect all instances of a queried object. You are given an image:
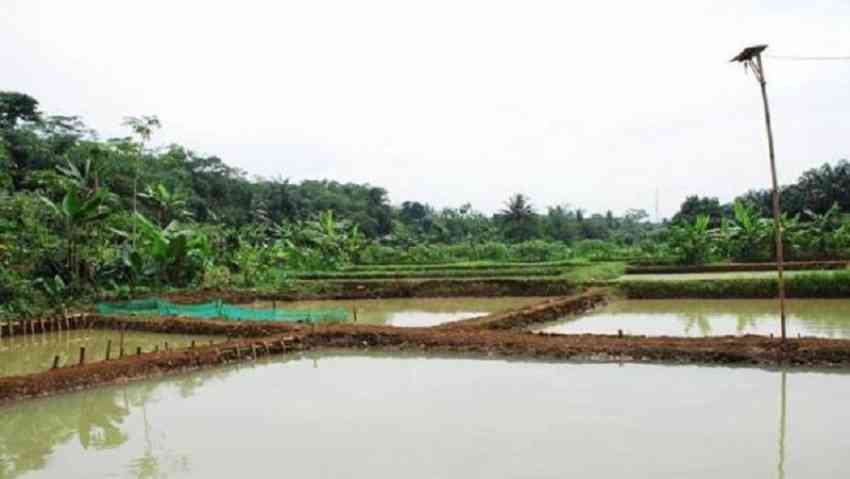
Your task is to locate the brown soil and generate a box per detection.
[5,289,850,404]
[163,278,577,304]
[439,289,607,330]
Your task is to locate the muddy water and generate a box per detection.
[1,353,847,478]
[539,299,850,338]
[0,330,218,377]
[251,297,545,326]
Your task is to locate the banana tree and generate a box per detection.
[670,215,712,264]
[727,201,771,261]
[799,202,843,258]
[119,214,212,287]
[138,183,193,226]
[39,187,111,285]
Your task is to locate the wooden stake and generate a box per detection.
[52,355,60,369]
[755,53,787,343]
[137,346,142,356]
[105,340,112,360]
[79,347,86,365]
[119,327,125,358]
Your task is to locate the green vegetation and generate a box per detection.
[4,90,850,319]
[620,270,850,299]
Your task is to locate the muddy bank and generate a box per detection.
[163,278,577,304]
[0,334,306,404]
[0,314,303,340]
[441,289,607,330]
[625,260,849,275]
[306,326,850,368]
[88,315,303,337]
[6,320,850,403]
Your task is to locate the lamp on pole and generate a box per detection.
[731,44,787,343]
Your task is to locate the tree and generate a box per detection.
[39,185,112,286]
[122,115,161,244]
[670,215,712,264]
[139,183,193,226]
[498,193,539,242]
[672,196,724,226]
[0,91,40,129]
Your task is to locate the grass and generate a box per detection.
[345,259,589,272]
[294,261,627,282]
[293,266,576,280]
[618,270,850,299]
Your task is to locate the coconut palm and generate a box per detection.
[499,193,538,242]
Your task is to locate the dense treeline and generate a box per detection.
[0,92,659,317]
[2,91,849,318]
[672,160,850,226]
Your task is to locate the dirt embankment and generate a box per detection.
[163,278,577,304]
[89,315,303,338]
[7,287,850,403]
[440,289,607,330]
[306,326,850,368]
[4,323,850,404]
[0,334,307,403]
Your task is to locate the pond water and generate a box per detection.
[538,299,850,338]
[0,353,848,478]
[251,297,544,327]
[0,330,219,377]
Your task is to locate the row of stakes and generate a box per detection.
[50,335,294,370]
[51,335,219,370]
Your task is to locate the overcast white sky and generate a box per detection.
[2,1,848,219]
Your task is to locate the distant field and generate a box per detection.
[344,259,589,272]
[294,261,625,283]
[618,270,824,282]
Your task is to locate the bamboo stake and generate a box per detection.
[732,46,787,343]
[755,54,787,343]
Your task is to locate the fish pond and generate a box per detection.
[0,330,218,377]
[0,352,847,478]
[538,299,850,338]
[251,296,545,327]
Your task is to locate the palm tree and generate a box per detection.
[499,193,537,242]
[122,116,161,245]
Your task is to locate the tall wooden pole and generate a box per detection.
[755,53,787,342]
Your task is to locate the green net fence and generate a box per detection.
[96,298,347,323]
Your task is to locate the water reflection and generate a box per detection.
[778,371,787,479]
[0,358,262,478]
[539,299,850,338]
[0,354,847,478]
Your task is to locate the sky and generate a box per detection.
[2,1,849,219]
